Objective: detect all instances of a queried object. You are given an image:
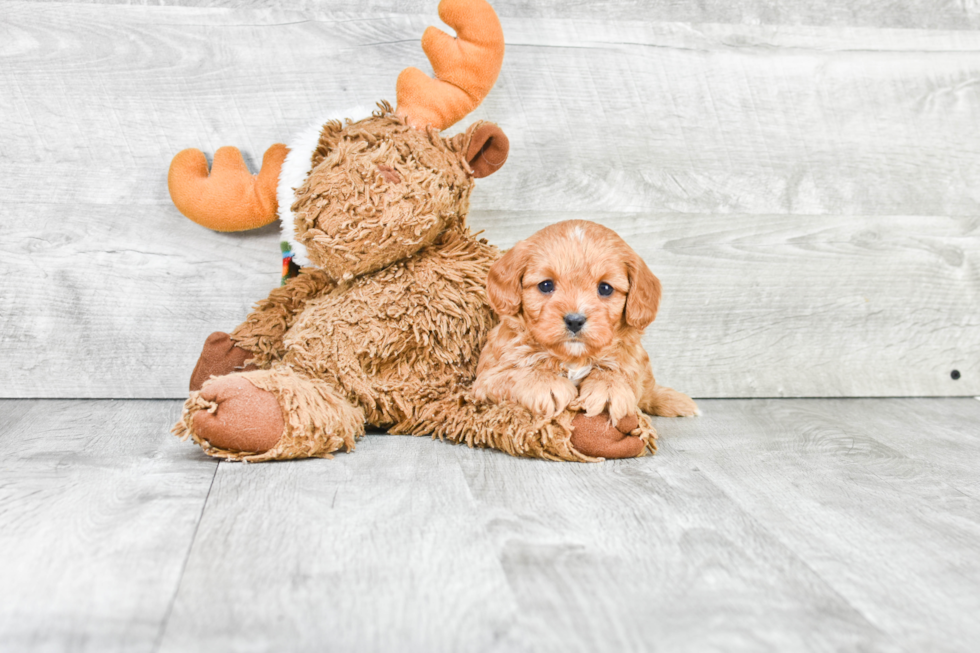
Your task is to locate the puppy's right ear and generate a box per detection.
[487,240,530,316]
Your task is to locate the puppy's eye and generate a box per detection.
[537,280,555,294]
[598,282,614,297]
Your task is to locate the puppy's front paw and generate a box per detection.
[517,375,578,418]
[575,378,637,423]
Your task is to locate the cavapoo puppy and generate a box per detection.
[474,220,698,426]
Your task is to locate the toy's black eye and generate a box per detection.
[598,282,614,297]
[537,280,555,294]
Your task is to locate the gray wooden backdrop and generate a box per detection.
[1,0,978,399]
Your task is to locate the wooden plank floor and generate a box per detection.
[2,398,979,652]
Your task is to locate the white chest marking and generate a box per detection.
[565,364,593,387]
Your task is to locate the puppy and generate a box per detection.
[474,220,698,424]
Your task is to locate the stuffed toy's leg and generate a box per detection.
[186,269,335,392]
[173,365,365,462]
[395,391,657,462]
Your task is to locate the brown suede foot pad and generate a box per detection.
[569,412,646,459]
[192,376,285,453]
[190,331,258,391]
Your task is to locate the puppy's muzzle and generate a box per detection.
[564,313,587,334]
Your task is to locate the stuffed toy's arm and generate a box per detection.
[229,268,334,366]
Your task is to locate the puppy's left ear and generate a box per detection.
[625,253,662,329]
[486,239,529,316]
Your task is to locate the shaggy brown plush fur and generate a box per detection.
[172,107,657,462]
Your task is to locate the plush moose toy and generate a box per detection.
[168,0,658,462]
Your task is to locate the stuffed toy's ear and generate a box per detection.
[465,122,509,178]
[624,253,662,329]
[486,239,530,316]
[168,144,287,232]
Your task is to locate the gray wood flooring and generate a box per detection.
[2,397,978,652]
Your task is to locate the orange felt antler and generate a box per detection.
[168,144,288,232]
[396,0,505,131]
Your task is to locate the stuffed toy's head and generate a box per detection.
[168,0,509,256]
[288,107,506,281]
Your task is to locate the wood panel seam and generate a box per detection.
[152,459,220,653]
[670,448,901,642]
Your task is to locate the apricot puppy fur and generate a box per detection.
[474,220,698,424]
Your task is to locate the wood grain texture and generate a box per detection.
[3,397,980,651]
[157,432,526,652]
[0,399,218,653]
[158,433,887,652]
[25,0,980,31]
[452,446,891,652]
[5,7,980,216]
[151,397,980,652]
[1,2,978,397]
[1,204,282,398]
[659,398,980,652]
[783,397,980,499]
[2,207,975,397]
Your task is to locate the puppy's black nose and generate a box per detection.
[564,313,587,334]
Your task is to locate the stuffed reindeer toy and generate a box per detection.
[168,0,661,462]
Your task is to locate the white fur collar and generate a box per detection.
[278,105,374,267]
